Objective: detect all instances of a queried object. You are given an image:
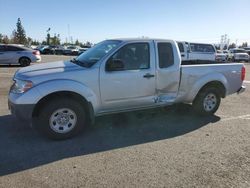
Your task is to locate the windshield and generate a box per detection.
[75,40,121,67]
[67,46,76,49]
[234,49,246,53]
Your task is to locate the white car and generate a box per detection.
[216,50,227,62]
[228,48,249,62]
[177,41,216,62]
[0,44,41,66]
[63,46,79,55]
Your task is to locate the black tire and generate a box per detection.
[35,98,87,140]
[193,87,221,116]
[19,57,31,67]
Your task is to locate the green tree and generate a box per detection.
[50,33,60,45]
[2,35,10,44]
[27,37,33,46]
[228,43,236,49]
[241,42,248,48]
[75,39,80,46]
[31,40,40,45]
[0,33,3,43]
[12,18,27,44]
[84,41,92,47]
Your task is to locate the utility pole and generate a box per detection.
[67,24,72,44]
[220,34,228,50]
[46,28,51,45]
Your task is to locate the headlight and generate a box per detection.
[10,79,33,93]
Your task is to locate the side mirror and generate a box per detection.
[106,59,125,71]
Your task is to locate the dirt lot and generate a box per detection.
[0,55,250,188]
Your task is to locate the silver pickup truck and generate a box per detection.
[8,39,246,139]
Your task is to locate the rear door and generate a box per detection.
[155,40,181,103]
[0,45,9,64]
[2,46,22,64]
[99,41,156,112]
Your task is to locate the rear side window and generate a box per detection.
[5,46,23,51]
[158,43,174,68]
[190,43,215,53]
[177,42,184,52]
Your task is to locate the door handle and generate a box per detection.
[181,54,185,57]
[143,73,155,78]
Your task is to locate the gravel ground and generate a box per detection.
[0,56,249,188]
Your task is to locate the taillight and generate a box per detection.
[241,66,246,81]
[32,50,40,55]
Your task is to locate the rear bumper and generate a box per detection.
[237,86,246,94]
[34,55,41,62]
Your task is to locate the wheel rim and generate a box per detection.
[20,58,29,65]
[49,108,77,134]
[203,93,217,112]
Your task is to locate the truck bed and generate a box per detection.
[177,63,244,103]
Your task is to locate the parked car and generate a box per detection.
[8,39,245,139]
[78,47,90,55]
[177,41,216,62]
[228,48,249,62]
[63,46,79,55]
[0,44,41,66]
[35,45,49,54]
[242,47,250,56]
[54,45,65,55]
[216,50,227,62]
[223,50,229,58]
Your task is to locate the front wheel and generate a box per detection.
[193,87,221,116]
[35,98,87,140]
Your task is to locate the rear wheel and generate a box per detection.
[35,98,87,140]
[193,87,221,116]
[19,57,31,66]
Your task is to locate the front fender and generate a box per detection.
[13,79,99,112]
[186,72,228,102]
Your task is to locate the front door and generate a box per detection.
[99,42,156,112]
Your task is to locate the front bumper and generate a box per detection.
[8,100,35,121]
[235,58,249,62]
[237,86,246,94]
[8,92,36,121]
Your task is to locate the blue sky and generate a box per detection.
[0,0,250,45]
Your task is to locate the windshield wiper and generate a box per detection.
[70,58,87,67]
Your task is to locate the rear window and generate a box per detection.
[158,43,174,68]
[190,43,215,53]
[177,42,184,53]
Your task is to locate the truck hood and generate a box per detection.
[15,60,82,80]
